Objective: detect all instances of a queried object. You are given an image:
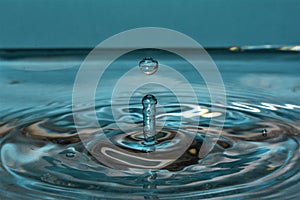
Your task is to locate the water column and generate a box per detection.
[142,94,157,145]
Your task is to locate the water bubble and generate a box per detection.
[66,152,75,158]
[139,57,158,75]
[61,147,76,158]
[142,94,157,146]
[262,129,268,137]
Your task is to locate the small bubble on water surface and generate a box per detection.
[66,152,75,157]
[61,147,76,158]
[262,129,268,137]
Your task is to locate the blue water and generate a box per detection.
[0,48,299,199]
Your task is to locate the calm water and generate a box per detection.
[0,48,299,199]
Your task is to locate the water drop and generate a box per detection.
[142,94,157,146]
[139,57,158,75]
[262,129,268,137]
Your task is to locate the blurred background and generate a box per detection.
[0,0,299,108]
[0,0,299,48]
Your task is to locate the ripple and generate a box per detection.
[0,95,300,199]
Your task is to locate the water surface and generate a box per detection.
[0,48,299,199]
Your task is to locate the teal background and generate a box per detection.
[0,0,299,48]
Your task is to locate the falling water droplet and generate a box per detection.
[142,94,157,146]
[262,129,268,137]
[139,57,158,75]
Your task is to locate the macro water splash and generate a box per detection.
[142,94,158,146]
[1,87,299,199]
[0,48,300,199]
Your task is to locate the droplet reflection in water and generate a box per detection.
[139,57,158,75]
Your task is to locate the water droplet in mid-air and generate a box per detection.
[262,129,268,137]
[139,57,158,75]
[142,94,157,146]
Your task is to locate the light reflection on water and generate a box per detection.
[0,48,299,199]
